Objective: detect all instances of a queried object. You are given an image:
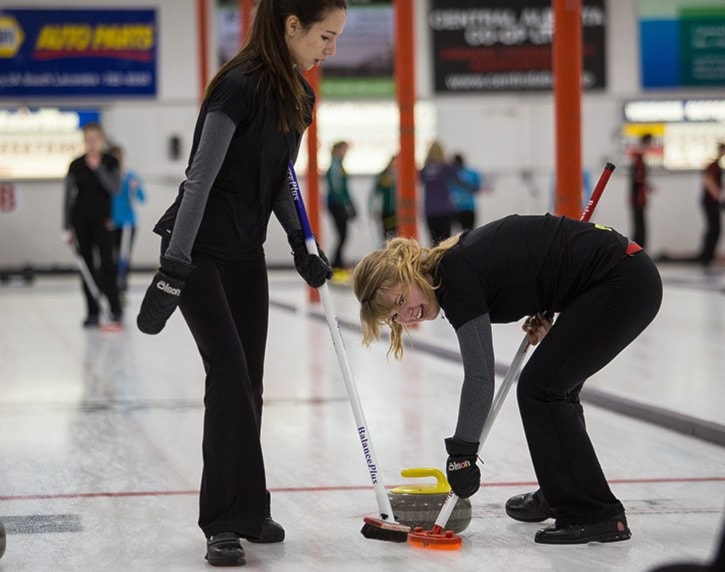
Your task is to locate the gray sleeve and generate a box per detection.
[273,139,305,235]
[165,111,237,264]
[453,313,496,443]
[272,182,302,235]
[95,162,121,197]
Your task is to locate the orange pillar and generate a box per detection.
[304,66,322,303]
[552,0,583,219]
[196,0,210,102]
[239,0,254,45]
[395,0,417,240]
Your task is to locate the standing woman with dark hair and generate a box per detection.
[136,0,346,566]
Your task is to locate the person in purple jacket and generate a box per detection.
[419,141,476,246]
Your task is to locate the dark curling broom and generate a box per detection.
[287,163,410,543]
[408,163,617,550]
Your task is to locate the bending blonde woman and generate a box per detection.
[352,213,661,546]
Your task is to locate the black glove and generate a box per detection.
[288,230,332,288]
[137,255,194,335]
[445,437,481,499]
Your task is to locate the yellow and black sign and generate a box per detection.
[0,9,157,97]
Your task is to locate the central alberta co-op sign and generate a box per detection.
[0,9,156,97]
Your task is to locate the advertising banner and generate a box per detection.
[0,108,100,180]
[0,9,157,97]
[430,0,606,93]
[215,0,394,99]
[639,0,725,89]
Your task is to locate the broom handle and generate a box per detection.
[432,162,616,531]
[70,243,102,302]
[287,163,397,523]
[432,337,529,529]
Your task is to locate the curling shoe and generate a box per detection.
[534,512,631,544]
[82,314,99,328]
[248,517,285,544]
[505,490,554,522]
[206,532,245,566]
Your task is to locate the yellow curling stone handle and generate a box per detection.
[390,467,451,495]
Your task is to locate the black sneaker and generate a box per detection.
[82,315,100,328]
[247,517,285,544]
[534,512,631,544]
[206,532,245,566]
[505,490,554,522]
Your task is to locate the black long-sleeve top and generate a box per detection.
[155,64,312,263]
[434,214,630,442]
[63,153,121,230]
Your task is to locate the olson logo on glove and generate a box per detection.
[448,459,472,471]
[156,280,181,296]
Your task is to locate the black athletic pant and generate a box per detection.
[72,216,122,318]
[631,206,647,250]
[328,203,350,269]
[179,255,270,539]
[455,210,476,232]
[113,225,137,290]
[699,199,721,266]
[380,214,397,241]
[426,214,453,246]
[517,250,662,525]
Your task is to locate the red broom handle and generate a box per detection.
[581,163,615,222]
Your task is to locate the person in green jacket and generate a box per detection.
[369,154,398,243]
[325,140,356,274]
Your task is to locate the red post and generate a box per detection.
[553,0,583,219]
[196,0,209,102]
[303,66,322,303]
[239,0,254,46]
[395,0,417,240]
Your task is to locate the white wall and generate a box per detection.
[0,0,720,272]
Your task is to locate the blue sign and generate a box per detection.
[0,9,157,97]
[639,4,725,89]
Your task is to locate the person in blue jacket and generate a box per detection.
[110,145,146,291]
[449,152,483,232]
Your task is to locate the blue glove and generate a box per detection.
[445,437,481,499]
[137,255,194,335]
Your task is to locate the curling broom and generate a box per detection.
[287,162,410,543]
[70,242,124,332]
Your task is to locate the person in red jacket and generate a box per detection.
[698,142,724,268]
[629,133,655,249]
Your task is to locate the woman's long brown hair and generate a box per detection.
[205,0,347,133]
